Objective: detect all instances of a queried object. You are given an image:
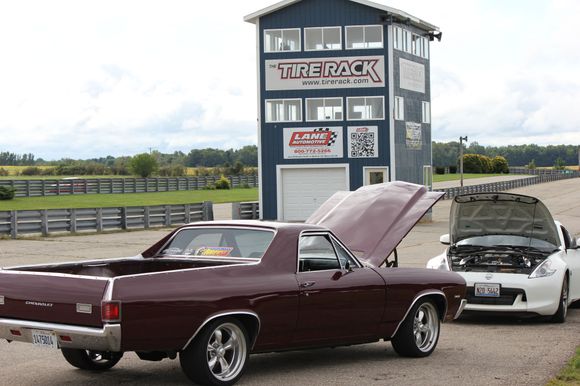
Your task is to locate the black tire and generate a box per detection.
[551,276,569,323]
[391,299,440,357]
[180,317,249,386]
[61,348,123,371]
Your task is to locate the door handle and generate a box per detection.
[300,281,316,288]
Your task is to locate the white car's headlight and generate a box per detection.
[529,259,557,279]
[427,256,450,271]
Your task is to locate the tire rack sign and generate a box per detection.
[266,56,385,91]
[283,127,343,159]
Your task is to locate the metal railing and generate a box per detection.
[508,167,580,175]
[0,201,213,238]
[0,175,258,197]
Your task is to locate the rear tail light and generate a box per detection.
[101,301,121,322]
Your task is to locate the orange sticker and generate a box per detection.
[195,247,233,257]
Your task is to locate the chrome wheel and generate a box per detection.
[413,302,439,353]
[206,322,247,382]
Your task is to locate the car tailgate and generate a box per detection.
[0,272,108,327]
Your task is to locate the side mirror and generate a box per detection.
[439,234,450,245]
[344,260,353,272]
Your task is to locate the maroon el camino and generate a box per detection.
[0,182,466,386]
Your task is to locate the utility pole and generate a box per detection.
[459,136,468,187]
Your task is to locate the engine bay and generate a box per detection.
[448,245,551,274]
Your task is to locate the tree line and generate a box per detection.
[433,142,579,168]
[0,152,35,166]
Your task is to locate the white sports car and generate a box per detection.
[427,192,580,322]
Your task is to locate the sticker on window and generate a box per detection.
[195,247,234,257]
[162,247,183,255]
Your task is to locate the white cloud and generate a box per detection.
[0,0,578,160]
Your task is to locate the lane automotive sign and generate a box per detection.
[266,56,385,91]
[283,127,343,159]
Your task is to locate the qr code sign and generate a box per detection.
[348,126,378,158]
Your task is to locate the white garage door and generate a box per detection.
[279,167,348,221]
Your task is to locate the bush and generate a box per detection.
[434,166,445,175]
[0,168,9,176]
[19,166,42,176]
[130,153,158,178]
[554,157,566,170]
[449,165,457,174]
[0,186,16,200]
[491,156,509,173]
[462,154,494,173]
[527,159,536,170]
[214,175,231,190]
[158,165,186,177]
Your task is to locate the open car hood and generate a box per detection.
[306,181,444,267]
[450,193,560,247]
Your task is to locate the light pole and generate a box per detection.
[459,136,468,187]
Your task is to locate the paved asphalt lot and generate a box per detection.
[0,178,579,385]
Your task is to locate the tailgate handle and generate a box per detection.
[300,281,316,288]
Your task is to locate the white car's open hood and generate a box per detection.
[450,193,560,247]
[307,181,443,267]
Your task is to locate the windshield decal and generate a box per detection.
[195,247,234,257]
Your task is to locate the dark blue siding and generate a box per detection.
[256,0,432,219]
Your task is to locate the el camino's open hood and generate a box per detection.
[450,193,560,247]
[306,182,444,267]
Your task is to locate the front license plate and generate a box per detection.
[31,329,58,349]
[475,283,500,297]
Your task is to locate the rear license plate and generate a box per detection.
[31,329,58,349]
[475,283,500,297]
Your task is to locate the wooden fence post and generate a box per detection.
[96,208,103,232]
[144,206,150,228]
[70,209,77,233]
[10,211,17,239]
[165,205,171,227]
[41,210,49,236]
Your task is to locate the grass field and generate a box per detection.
[0,188,259,211]
[432,173,508,183]
[547,346,580,385]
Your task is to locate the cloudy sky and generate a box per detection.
[1,0,579,160]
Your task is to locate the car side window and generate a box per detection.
[299,235,341,272]
[332,239,360,269]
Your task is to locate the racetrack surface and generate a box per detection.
[1,178,579,385]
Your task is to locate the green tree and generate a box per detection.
[554,157,566,170]
[130,153,158,178]
[491,156,509,173]
[527,159,536,169]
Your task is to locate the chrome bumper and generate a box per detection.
[0,318,121,352]
[454,299,468,319]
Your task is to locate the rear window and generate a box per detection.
[159,228,275,259]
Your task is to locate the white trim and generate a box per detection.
[394,96,404,121]
[243,0,440,32]
[345,24,384,50]
[304,26,342,51]
[305,97,343,122]
[256,19,264,219]
[264,98,303,123]
[263,28,302,53]
[363,166,390,185]
[276,163,350,221]
[346,96,385,121]
[422,101,431,124]
[387,24,396,182]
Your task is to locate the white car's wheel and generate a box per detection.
[551,275,568,323]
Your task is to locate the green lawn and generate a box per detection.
[547,346,580,385]
[433,173,508,183]
[0,188,259,211]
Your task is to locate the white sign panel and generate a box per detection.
[283,127,343,159]
[348,126,379,158]
[399,58,425,93]
[405,122,422,150]
[266,56,385,91]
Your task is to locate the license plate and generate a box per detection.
[31,329,58,349]
[475,283,500,297]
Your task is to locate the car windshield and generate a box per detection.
[159,227,275,259]
[456,235,557,251]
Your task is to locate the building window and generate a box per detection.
[394,96,404,121]
[265,99,302,122]
[347,96,384,120]
[264,29,301,52]
[422,101,431,123]
[305,27,341,50]
[306,98,343,121]
[345,25,383,49]
[394,26,403,50]
[412,34,429,59]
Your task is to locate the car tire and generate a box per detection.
[391,299,440,357]
[180,317,249,386]
[551,276,568,323]
[61,348,123,371]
